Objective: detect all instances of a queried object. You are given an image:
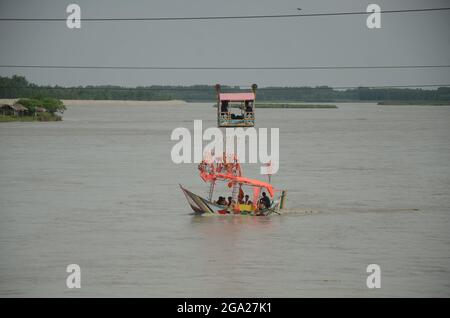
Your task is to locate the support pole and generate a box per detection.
[208,181,215,202]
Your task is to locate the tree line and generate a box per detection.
[1,75,449,102]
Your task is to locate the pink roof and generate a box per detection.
[219,92,255,101]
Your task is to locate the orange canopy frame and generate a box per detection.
[200,171,275,197]
[198,152,275,204]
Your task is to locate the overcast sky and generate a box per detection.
[0,0,449,87]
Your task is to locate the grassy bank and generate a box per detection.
[378,101,450,106]
[0,113,62,122]
[256,103,337,109]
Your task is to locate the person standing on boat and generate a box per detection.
[245,101,253,112]
[221,101,229,113]
[259,192,271,209]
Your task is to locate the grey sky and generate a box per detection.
[0,0,449,87]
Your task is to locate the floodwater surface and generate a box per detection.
[0,102,449,297]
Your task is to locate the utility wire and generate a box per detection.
[1,65,449,70]
[0,7,449,21]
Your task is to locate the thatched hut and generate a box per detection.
[0,104,28,116]
[11,103,29,116]
[0,104,14,116]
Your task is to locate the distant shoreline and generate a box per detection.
[2,99,449,107]
[0,99,188,107]
[256,103,337,109]
[377,101,450,106]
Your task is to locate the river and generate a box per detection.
[0,102,449,297]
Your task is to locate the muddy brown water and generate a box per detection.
[0,102,449,296]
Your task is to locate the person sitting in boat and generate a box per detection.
[244,195,250,204]
[245,101,253,112]
[216,196,227,205]
[230,113,243,120]
[227,196,233,207]
[221,101,229,113]
[259,192,271,210]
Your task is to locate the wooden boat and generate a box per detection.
[180,152,286,216]
[216,84,257,127]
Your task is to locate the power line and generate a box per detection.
[1,65,449,70]
[0,7,449,21]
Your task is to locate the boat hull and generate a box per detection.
[180,185,228,214]
[179,185,277,216]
